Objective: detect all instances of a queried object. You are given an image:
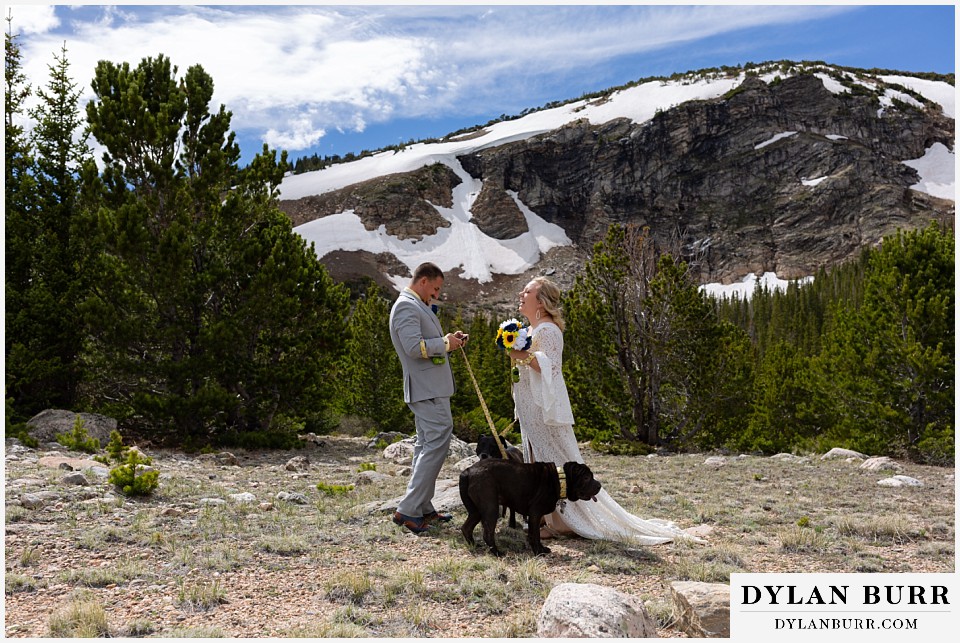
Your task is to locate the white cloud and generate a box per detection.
[13,4,859,154]
[263,116,326,151]
[5,5,59,35]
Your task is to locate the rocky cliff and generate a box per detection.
[279,64,954,302]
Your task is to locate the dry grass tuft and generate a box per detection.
[47,591,110,637]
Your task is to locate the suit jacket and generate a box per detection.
[389,289,456,403]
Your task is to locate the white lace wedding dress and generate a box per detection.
[514,322,698,545]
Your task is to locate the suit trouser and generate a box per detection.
[397,396,454,517]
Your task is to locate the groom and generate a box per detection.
[389,262,468,534]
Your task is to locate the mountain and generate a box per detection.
[278,61,955,310]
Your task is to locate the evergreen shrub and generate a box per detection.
[56,416,100,453]
[108,449,159,496]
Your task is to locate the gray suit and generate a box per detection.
[389,288,456,517]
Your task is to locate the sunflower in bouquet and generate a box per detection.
[495,318,532,352]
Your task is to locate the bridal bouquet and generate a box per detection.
[495,318,532,352]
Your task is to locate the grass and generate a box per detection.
[5,573,45,594]
[47,591,110,637]
[58,560,148,587]
[4,435,954,638]
[177,578,228,611]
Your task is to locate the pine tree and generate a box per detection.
[80,55,349,443]
[812,224,954,461]
[335,284,406,431]
[564,224,741,447]
[6,43,93,414]
[5,22,39,422]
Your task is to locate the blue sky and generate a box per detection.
[8,3,955,167]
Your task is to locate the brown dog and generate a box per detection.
[459,459,602,556]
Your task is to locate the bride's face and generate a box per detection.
[518,281,539,319]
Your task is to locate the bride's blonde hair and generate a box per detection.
[533,276,565,331]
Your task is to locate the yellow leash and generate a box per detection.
[457,346,509,460]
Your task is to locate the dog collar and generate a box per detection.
[557,466,566,500]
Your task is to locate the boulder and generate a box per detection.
[382,436,473,462]
[670,581,730,638]
[197,452,240,467]
[355,470,392,485]
[26,409,117,444]
[61,472,91,486]
[19,491,62,509]
[276,491,311,505]
[367,432,407,448]
[821,447,868,461]
[877,475,923,487]
[537,582,659,638]
[284,456,311,472]
[454,455,480,472]
[38,456,102,471]
[860,456,903,473]
[771,453,810,464]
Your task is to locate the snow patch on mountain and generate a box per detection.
[902,142,955,201]
[284,65,954,291]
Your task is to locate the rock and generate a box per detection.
[61,472,91,486]
[366,478,460,514]
[670,581,730,638]
[447,436,474,461]
[88,466,110,480]
[628,485,642,494]
[259,502,275,511]
[297,432,326,446]
[877,475,923,487]
[38,456,103,471]
[355,470,392,485]
[199,498,227,506]
[454,455,480,472]
[160,507,183,517]
[384,436,474,463]
[771,453,810,464]
[397,466,412,477]
[26,409,117,444]
[383,439,416,462]
[197,452,240,467]
[821,447,868,461]
[367,432,406,448]
[860,456,903,472]
[20,491,62,509]
[229,492,257,504]
[7,477,46,489]
[284,456,311,472]
[684,524,715,540]
[703,456,726,467]
[276,491,310,505]
[537,582,659,638]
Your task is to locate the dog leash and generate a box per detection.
[457,346,509,460]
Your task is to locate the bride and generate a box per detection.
[508,276,701,545]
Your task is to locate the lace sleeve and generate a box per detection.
[529,324,574,425]
[533,324,564,381]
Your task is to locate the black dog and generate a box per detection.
[475,434,524,462]
[459,459,602,556]
[475,434,525,527]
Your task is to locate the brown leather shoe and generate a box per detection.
[423,511,453,525]
[392,511,429,534]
